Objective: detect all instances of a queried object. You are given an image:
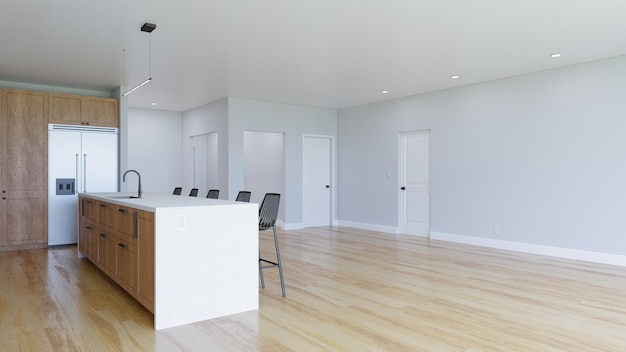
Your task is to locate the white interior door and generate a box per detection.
[303,135,332,227]
[399,130,430,236]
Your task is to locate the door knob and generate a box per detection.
[401,186,406,190]
[325,185,330,188]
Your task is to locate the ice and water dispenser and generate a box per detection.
[55,178,75,195]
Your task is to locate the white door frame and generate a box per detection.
[398,130,431,236]
[302,134,337,228]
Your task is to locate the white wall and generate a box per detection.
[126,108,183,193]
[182,98,229,197]
[338,56,626,256]
[228,98,337,227]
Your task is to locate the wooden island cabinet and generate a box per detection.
[79,195,155,312]
[78,192,258,330]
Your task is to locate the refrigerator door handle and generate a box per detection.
[75,154,79,194]
[83,154,87,192]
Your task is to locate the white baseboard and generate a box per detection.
[336,220,398,235]
[282,222,303,230]
[430,232,626,267]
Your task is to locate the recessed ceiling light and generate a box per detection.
[451,75,460,79]
[381,90,389,94]
[551,53,561,58]
[151,102,157,105]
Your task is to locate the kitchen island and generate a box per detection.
[77,192,259,330]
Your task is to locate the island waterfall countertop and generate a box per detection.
[81,191,246,212]
[78,192,259,330]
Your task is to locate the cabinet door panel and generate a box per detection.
[86,221,98,261]
[1,90,47,246]
[137,213,155,309]
[5,91,46,191]
[49,94,81,125]
[78,198,86,253]
[86,98,118,127]
[3,198,45,246]
[116,240,137,292]
[98,231,116,275]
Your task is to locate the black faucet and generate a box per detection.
[123,169,142,198]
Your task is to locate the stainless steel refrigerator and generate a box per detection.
[48,124,119,246]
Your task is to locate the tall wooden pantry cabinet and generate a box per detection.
[0,89,48,249]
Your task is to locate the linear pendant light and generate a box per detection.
[123,23,156,96]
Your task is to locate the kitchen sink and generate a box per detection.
[108,195,140,199]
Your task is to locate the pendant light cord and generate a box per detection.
[149,33,152,78]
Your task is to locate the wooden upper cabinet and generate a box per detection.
[85,97,118,127]
[49,93,119,127]
[49,94,81,125]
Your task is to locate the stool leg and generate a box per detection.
[259,251,266,289]
[273,225,286,297]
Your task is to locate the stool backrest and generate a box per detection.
[259,193,280,231]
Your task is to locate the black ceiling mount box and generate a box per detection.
[141,23,156,33]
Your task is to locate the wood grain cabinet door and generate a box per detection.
[85,97,118,127]
[78,197,85,253]
[1,89,48,247]
[49,93,118,127]
[97,230,116,276]
[116,240,138,292]
[49,93,82,125]
[137,211,155,311]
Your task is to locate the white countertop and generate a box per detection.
[79,192,250,212]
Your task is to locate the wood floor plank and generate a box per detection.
[1,227,626,351]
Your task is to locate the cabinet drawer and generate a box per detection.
[84,198,99,222]
[98,201,116,229]
[116,206,136,239]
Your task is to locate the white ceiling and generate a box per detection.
[1,1,625,112]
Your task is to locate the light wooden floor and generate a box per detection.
[1,227,625,351]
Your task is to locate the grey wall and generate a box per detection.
[228,98,337,226]
[126,108,183,193]
[243,131,285,205]
[338,56,626,255]
[182,98,229,197]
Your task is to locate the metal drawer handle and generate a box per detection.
[118,208,128,214]
[118,243,128,249]
[99,233,108,238]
